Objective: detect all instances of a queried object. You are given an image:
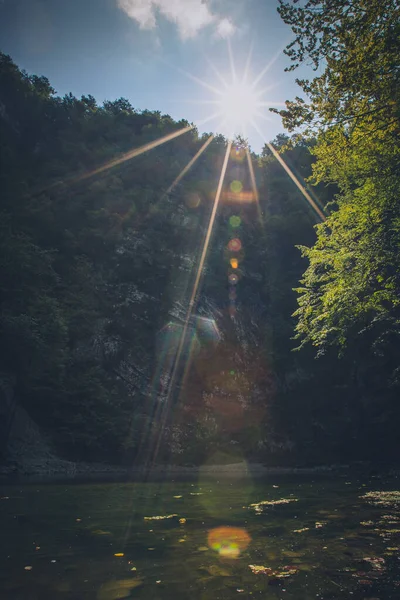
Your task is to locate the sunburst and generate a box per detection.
[179,41,285,140]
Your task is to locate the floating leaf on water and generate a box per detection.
[179,518,187,524]
[156,580,161,584]
[173,496,182,499]
[130,567,137,571]
[275,567,298,578]
[178,538,186,543]
[363,557,385,570]
[93,529,112,535]
[190,492,203,496]
[144,514,178,521]
[293,527,310,533]
[249,564,298,578]
[361,491,400,507]
[24,566,33,571]
[248,498,298,514]
[315,521,327,529]
[97,579,143,600]
[76,518,82,522]
[148,548,155,551]
[249,565,274,575]
[360,521,374,526]
[377,528,400,536]
[114,553,124,557]
[198,546,209,552]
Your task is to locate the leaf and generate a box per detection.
[144,514,178,521]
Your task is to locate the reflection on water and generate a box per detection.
[1,474,400,598]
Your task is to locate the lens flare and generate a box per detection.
[228,238,242,252]
[208,527,251,559]
[230,258,239,269]
[229,273,239,285]
[230,180,243,194]
[229,215,241,228]
[231,146,246,162]
[186,193,201,208]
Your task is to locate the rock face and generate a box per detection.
[0,402,58,476]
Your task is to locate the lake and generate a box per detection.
[1,471,400,599]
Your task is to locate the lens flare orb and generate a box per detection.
[228,238,242,252]
[230,180,243,194]
[208,527,251,559]
[229,215,241,228]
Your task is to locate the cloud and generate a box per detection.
[216,17,235,39]
[117,0,236,40]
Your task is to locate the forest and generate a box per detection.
[0,0,399,471]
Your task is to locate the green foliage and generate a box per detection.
[275,2,400,372]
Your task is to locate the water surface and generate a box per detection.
[1,472,400,599]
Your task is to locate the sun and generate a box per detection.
[173,41,285,142]
[217,82,262,137]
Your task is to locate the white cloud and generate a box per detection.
[216,18,235,39]
[117,0,236,40]
[117,0,156,29]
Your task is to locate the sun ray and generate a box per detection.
[251,40,290,89]
[257,82,280,96]
[30,125,195,199]
[151,141,233,463]
[196,111,224,127]
[73,126,194,184]
[250,120,326,221]
[204,54,229,89]
[257,101,287,108]
[183,99,222,106]
[254,110,273,123]
[227,37,237,84]
[246,147,263,225]
[117,130,219,236]
[243,42,254,85]
[172,63,224,96]
[165,134,215,195]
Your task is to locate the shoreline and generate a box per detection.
[0,458,381,484]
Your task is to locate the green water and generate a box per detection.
[1,473,400,599]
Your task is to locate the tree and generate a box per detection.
[274,1,400,357]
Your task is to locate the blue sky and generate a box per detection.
[0,0,311,152]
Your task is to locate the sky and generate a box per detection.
[0,0,312,153]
